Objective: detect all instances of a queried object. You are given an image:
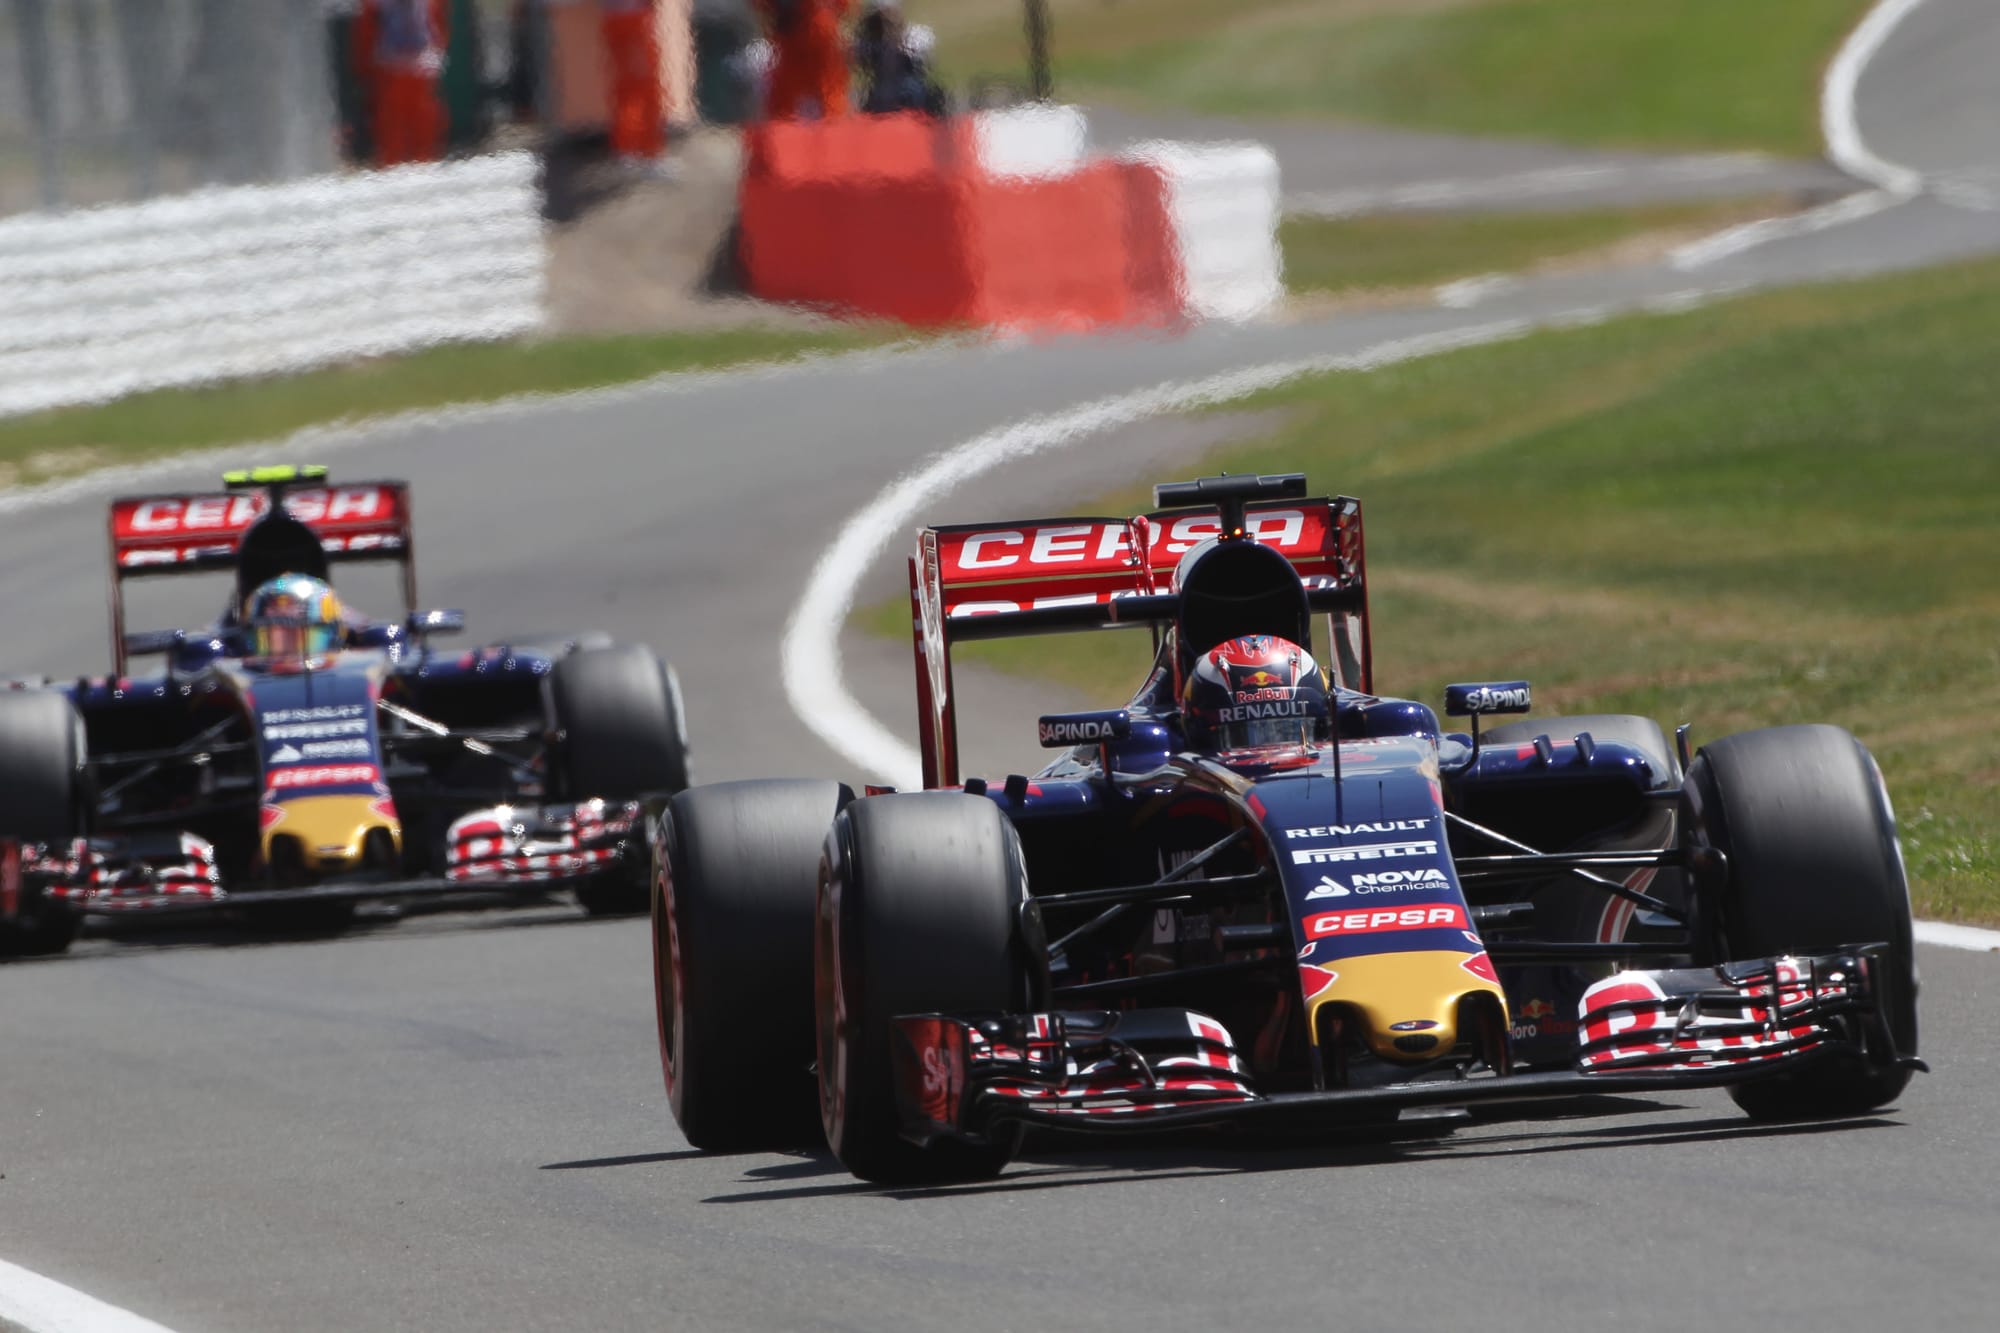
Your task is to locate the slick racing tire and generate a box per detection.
[816,792,1041,1186]
[547,644,692,916]
[0,692,87,958]
[1683,724,1918,1121]
[653,779,852,1152]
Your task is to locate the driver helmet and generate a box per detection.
[243,574,345,666]
[1182,634,1330,753]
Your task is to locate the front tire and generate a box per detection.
[547,644,692,916]
[653,779,853,1151]
[1683,724,1918,1120]
[0,692,86,958]
[816,792,1039,1186]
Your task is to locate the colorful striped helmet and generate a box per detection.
[243,575,344,666]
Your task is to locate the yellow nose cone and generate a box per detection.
[1306,951,1508,1062]
[262,795,401,873]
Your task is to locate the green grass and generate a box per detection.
[1280,195,1793,296]
[927,0,1871,157]
[860,254,2000,924]
[0,325,904,490]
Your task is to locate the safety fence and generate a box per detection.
[0,151,545,418]
[737,105,1282,335]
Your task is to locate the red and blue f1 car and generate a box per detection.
[649,472,1923,1183]
[0,466,689,956]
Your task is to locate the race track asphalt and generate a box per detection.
[4,3,1999,1329]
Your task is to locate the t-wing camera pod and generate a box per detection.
[1153,472,1310,542]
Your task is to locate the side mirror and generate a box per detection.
[1442,681,1530,768]
[408,609,466,637]
[122,629,184,658]
[1443,681,1531,718]
[1038,709,1130,748]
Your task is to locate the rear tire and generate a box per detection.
[653,779,852,1151]
[547,644,692,916]
[0,692,87,958]
[1683,724,1917,1120]
[816,792,1038,1185]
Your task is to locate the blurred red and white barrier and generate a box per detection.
[736,107,1281,334]
[1117,140,1284,324]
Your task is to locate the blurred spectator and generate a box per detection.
[601,0,667,166]
[353,0,451,166]
[852,0,944,117]
[755,0,852,121]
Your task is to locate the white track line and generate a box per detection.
[1823,0,1928,194]
[1670,187,1906,270]
[783,316,1542,791]
[0,1259,180,1333]
[1914,921,2000,951]
[784,307,2000,957]
[1676,0,1929,270]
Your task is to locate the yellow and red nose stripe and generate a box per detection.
[260,795,401,873]
[1301,951,1508,1062]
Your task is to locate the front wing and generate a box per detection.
[14,800,643,915]
[889,947,1920,1144]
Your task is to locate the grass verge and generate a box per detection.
[927,0,1871,157]
[0,324,905,490]
[1279,195,1796,297]
[860,254,2000,924]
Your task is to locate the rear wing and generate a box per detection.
[907,490,1372,788]
[106,479,416,675]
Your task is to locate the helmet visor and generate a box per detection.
[251,613,337,663]
[1217,716,1316,752]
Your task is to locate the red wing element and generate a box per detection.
[909,495,1371,787]
[109,483,411,572]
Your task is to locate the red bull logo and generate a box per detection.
[1519,998,1556,1021]
[1242,670,1281,686]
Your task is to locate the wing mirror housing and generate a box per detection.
[1038,709,1131,748]
[408,609,466,637]
[1442,680,1531,769]
[1443,681,1531,718]
[122,629,184,659]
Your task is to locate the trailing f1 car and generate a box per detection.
[0,466,689,957]
[651,472,1923,1184]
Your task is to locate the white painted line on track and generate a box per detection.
[1434,274,1519,308]
[1670,187,1906,270]
[787,298,2000,957]
[1915,921,2000,952]
[1675,0,1930,269]
[782,316,1545,792]
[0,1258,180,1333]
[1823,0,1928,195]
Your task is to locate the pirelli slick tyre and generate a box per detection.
[0,691,87,958]
[547,644,691,916]
[654,779,853,1151]
[1683,724,1918,1121]
[816,792,1039,1186]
